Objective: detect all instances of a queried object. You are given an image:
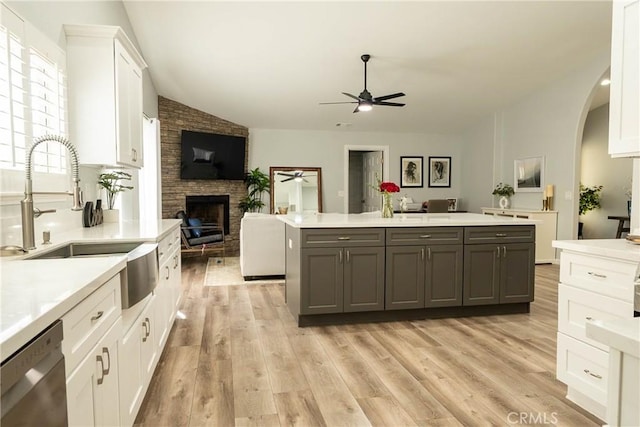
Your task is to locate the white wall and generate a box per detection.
[580,104,633,239]
[248,129,462,213]
[461,51,611,241]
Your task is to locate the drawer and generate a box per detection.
[62,273,122,375]
[559,251,637,301]
[386,227,463,245]
[558,284,634,350]
[557,332,609,405]
[158,227,181,264]
[301,228,384,248]
[464,226,535,244]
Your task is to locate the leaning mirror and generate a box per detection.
[269,167,323,214]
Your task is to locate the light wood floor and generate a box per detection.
[135,259,602,426]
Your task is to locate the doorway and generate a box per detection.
[343,145,389,213]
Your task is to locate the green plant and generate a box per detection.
[579,184,603,216]
[492,182,515,197]
[239,167,270,213]
[98,171,133,209]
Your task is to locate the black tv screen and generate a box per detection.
[180,130,246,180]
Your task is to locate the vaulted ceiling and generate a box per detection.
[123,1,612,134]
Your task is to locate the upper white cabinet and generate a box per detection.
[65,25,147,168]
[609,0,639,158]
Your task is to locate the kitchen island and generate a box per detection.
[278,212,538,326]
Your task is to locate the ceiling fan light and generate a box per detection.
[357,102,372,112]
[294,177,303,182]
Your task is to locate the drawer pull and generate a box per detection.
[337,236,351,240]
[420,235,432,239]
[173,255,178,269]
[142,320,149,342]
[495,233,507,237]
[165,266,170,280]
[96,355,105,385]
[585,316,594,321]
[91,311,104,322]
[587,272,607,279]
[583,369,602,379]
[102,347,110,375]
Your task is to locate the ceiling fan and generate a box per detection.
[320,54,405,113]
[278,171,308,183]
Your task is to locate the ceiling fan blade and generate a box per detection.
[280,177,295,182]
[342,92,361,101]
[374,101,406,107]
[353,105,360,113]
[277,172,295,177]
[319,101,358,105]
[373,92,405,102]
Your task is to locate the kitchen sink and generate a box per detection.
[27,242,144,259]
[28,241,159,309]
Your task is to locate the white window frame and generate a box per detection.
[0,4,70,199]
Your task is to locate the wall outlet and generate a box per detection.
[564,190,573,201]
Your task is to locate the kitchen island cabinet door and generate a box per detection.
[301,248,344,314]
[425,244,463,308]
[344,246,385,312]
[500,242,535,303]
[463,244,500,306]
[385,246,425,310]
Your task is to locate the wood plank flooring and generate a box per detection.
[135,259,602,426]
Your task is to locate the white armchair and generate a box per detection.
[240,213,286,279]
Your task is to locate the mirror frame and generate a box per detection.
[269,167,323,214]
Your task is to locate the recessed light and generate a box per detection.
[600,78,611,86]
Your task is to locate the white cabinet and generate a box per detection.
[609,0,639,158]
[155,226,182,350]
[481,208,557,263]
[554,249,638,421]
[62,272,123,427]
[119,295,157,427]
[65,25,147,168]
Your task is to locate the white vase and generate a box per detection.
[103,209,120,223]
[499,196,510,209]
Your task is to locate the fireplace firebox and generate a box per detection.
[185,195,230,235]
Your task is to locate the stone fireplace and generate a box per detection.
[159,96,248,256]
[185,195,230,235]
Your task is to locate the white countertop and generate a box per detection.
[0,219,181,361]
[586,318,640,358]
[552,238,640,263]
[277,212,538,228]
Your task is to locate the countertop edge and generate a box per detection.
[585,318,640,358]
[552,239,640,263]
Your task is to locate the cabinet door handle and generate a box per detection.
[96,355,105,385]
[587,271,607,279]
[91,311,104,322]
[102,347,110,376]
[585,316,594,321]
[165,266,170,280]
[337,236,351,240]
[427,247,431,260]
[339,250,343,263]
[583,369,602,379]
[132,148,137,162]
[142,319,149,342]
[421,248,424,261]
[173,255,178,269]
[495,233,507,237]
[420,234,431,239]
[496,246,500,258]
[346,250,350,263]
[502,246,506,257]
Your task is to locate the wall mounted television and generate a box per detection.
[180,130,246,180]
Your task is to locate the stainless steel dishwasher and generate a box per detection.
[1,320,67,426]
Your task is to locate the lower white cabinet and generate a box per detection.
[66,319,121,427]
[118,296,158,427]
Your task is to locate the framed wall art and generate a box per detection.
[447,198,458,212]
[514,156,544,192]
[400,156,423,188]
[428,156,451,188]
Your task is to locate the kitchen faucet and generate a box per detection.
[21,134,83,250]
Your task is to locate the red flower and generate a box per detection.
[380,182,400,193]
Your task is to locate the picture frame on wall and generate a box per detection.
[514,156,544,192]
[428,156,451,188]
[400,156,423,188]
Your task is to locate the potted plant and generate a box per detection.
[239,167,270,213]
[98,170,133,222]
[578,184,603,238]
[492,182,515,209]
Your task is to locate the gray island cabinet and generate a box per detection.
[280,213,536,326]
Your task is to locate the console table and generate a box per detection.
[482,207,558,264]
[607,215,631,238]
